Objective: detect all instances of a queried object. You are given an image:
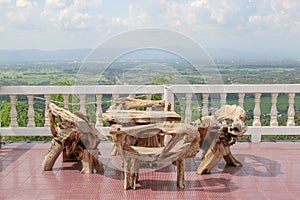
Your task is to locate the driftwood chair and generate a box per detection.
[196,105,248,174]
[42,103,107,174]
[103,98,200,189]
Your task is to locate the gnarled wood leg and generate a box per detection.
[197,142,225,174]
[176,159,185,189]
[124,158,140,190]
[197,142,242,174]
[223,149,242,166]
[81,149,104,174]
[42,139,63,170]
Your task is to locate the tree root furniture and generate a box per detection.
[42,98,247,190]
[103,98,201,189]
[196,105,248,174]
[104,98,247,189]
[42,103,107,174]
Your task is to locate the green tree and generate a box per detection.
[0,102,10,127]
[151,74,173,85]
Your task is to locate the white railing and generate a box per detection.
[0,84,299,142]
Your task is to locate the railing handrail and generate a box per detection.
[0,85,164,95]
[168,84,300,93]
[1,84,300,94]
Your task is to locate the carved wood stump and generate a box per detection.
[196,105,247,174]
[42,103,107,174]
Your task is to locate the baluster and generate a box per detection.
[44,94,50,127]
[251,93,262,142]
[27,95,35,127]
[128,94,136,99]
[253,93,261,126]
[287,93,295,127]
[95,94,103,127]
[145,94,152,100]
[270,93,278,126]
[220,93,227,107]
[163,86,174,111]
[128,94,136,110]
[9,95,18,127]
[146,94,152,111]
[185,93,192,123]
[79,94,86,115]
[112,94,119,104]
[202,93,209,117]
[62,94,69,110]
[238,93,245,108]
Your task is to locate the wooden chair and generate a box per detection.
[42,103,107,174]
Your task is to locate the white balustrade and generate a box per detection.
[9,95,18,127]
[112,94,119,104]
[79,94,86,115]
[128,94,136,99]
[27,95,35,127]
[202,93,209,117]
[220,93,227,107]
[146,94,152,111]
[253,93,261,126]
[287,93,295,127]
[270,93,278,126]
[95,94,103,127]
[62,94,69,110]
[163,85,174,111]
[44,94,50,127]
[0,84,299,142]
[238,93,245,108]
[185,93,192,123]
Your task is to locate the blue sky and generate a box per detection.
[0,0,299,55]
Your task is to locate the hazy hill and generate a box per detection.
[0,48,299,64]
[0,49,90,63]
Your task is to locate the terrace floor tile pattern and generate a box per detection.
[0,141,300,199]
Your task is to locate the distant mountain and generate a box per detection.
[0,48,299,64]
[0,49,90,63]
[207,48,300,62]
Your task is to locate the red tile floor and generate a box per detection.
[0,141,300,200]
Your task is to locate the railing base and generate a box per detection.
[1,127,300,143]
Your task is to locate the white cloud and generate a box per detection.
[249,11,289,28]
[16,0,32,8]
[1,0,300,51]
[248,0,299,29]
[57,7,92,29]
[73,0,102,9]
[113,3,150,27]
[0,0,11,5]
[42,0,103,30]
[161,2,193,27]
[0,25,4,32]
[282,0,297,9]
[190,0,207,8]
[160,0,243,28]
[2,0,45,31]
[293,21,300,35]
[5,0,38,26]
[44,0,65,9]
[6,9,28,24]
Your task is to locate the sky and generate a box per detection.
[0,0,299,55]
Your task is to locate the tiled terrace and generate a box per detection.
[1,141,300,200]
